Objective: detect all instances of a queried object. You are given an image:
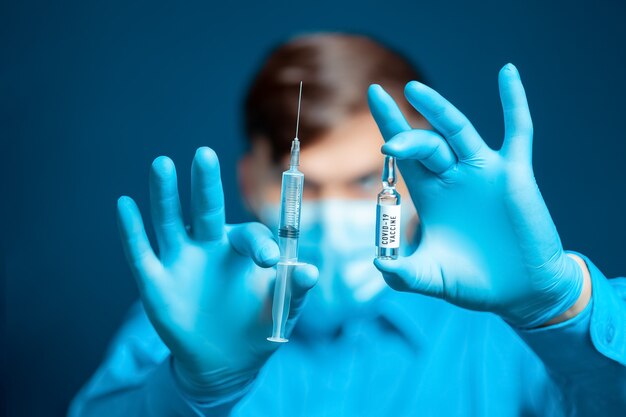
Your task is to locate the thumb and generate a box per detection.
[374,250,443,298]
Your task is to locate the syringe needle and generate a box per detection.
[295,81,303,140]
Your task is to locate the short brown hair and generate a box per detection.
[244,33,425,162]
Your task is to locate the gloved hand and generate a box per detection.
[368,64,584,329]
[116,147,318,400]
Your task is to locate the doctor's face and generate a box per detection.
[240,111,421,211]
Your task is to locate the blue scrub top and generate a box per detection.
[69,255,626,416]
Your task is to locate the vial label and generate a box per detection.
[376,205,401,248]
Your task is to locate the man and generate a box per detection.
[69,33,626,416]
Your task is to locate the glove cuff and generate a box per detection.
[512,251,585,329]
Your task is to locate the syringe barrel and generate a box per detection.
[277,168,304,251]
[268,167,303,343]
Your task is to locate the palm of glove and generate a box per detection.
[369,64,582,328]
[143,235,274,378]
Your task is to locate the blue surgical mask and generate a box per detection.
[258,199,416,337]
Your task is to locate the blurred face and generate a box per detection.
[240,111,419,208]
[239,110,425,336]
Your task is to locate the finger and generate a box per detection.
[228,222,280,268]
[285,263,318,331]
[368,84,430,179]
[382,129,457,175]
[289,263,318,310]
[373,249,443,298]
[498,63,534,164]
[150,156,186,253]
[117,196,163,285]
[368,84,413,139]
[404,81,487,161]
[191,147,226,241]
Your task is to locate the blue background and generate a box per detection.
[2,0,625,415]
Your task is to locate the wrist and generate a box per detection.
[172,357,257,403]
[541,253,592,326]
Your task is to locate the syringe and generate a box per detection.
[267,81,304,343]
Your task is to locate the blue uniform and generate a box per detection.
[69,255,626,416]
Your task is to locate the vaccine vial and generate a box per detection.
[376,156,401,260]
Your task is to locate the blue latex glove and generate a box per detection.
[368,64,583,329]
[116,147,318,400]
